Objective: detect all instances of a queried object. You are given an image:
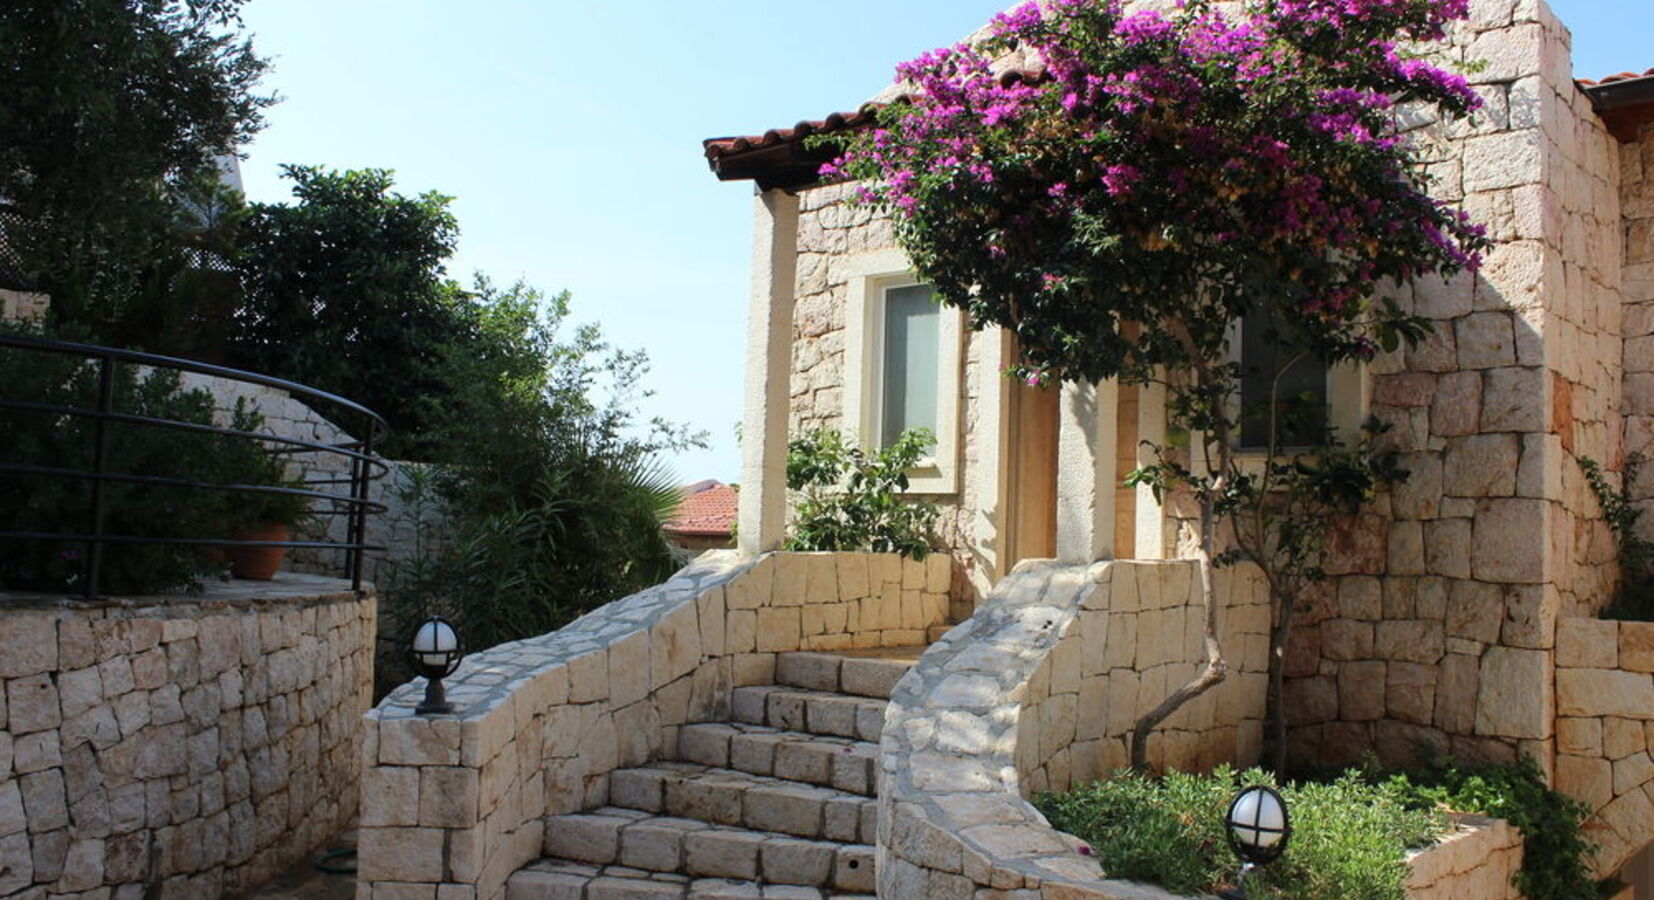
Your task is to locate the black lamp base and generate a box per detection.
[415,675,454,715]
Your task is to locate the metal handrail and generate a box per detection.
[0,333,392,597]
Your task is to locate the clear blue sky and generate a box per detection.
[237,0,1651,484]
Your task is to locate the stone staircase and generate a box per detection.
[506,646,925,900]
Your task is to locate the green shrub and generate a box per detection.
[0,338,300,594]
[783,428,939,559]
[1580,456,1654,620]
[1382,757,1598,900]
[1036,767,1443,900]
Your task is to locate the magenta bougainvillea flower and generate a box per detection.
[823,0,1489,385]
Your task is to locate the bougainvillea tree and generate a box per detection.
[826,0,1488,769]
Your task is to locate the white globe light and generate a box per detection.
[413,618,457,667]
[1229,787,1286,849]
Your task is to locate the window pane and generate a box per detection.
[1240,309,1327,448]
[882,283,939,447]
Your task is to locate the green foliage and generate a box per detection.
[1036,767,1443,900]
[374,284,700,696]
[0,0,270,337]
[1382,757,1598,900]
[230,166,466,458]
[1580,456,1654,620]
[0,335,302,594]
[782,428,939,559]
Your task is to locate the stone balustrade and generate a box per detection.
[0,575,374,897]
[357,549,951,900]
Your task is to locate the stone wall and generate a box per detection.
[1625,122,1654,525]
[1014,561,1272,793]
[356,550,950,900]
[0,577,374,897]
[790,184,998,610]
[1276,0,1624,773]
[880,560,1518,899]
[1405,816,1524,900]
[1552,616,1654,876]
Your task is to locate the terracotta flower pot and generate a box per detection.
[227,523,290,580]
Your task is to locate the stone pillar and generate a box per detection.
[1134,378,1168,559]
[1055,379,1119,562]
[738,189,800,554]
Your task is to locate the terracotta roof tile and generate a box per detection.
[664,482,738,538]
[1578,67,1654,87]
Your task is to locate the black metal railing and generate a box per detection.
[0,334,390,597]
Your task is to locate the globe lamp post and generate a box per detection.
[1219,785,1290,899]
[409,615,462,715]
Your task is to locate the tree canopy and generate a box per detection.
[0,0,271,335]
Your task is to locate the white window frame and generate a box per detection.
[842,248,963,495]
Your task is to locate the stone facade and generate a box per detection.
[765,0,1650,824]
[356,550,951,900]
[0,576,374,897]
[1625,122,1654,524]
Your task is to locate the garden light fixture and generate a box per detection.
[409,615,462,715]
[1219,785,1290,900]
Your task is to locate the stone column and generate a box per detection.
[1055,379,1119,562]
[738,189,800,554]
[1134,378,1168,559]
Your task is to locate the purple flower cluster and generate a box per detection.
[826,0,1488,344]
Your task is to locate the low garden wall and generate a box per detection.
[1553,616,1654,877]
[356,549,951,900]
[0,576,374,897]
[880,559,1523,899]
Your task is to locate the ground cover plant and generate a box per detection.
[1037,758,1600,900]
[824,0,1489,768]
[1037,766,1444,900]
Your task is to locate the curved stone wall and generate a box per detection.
[0,576,374,897]
[879,558,1523,898]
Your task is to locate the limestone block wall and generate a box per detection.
[1551,616,1654,876]
[1014,561,1272,794]
[790,183,996,610]
[880,560,1518,899]
[1404,816,1524,900]
[1625,123,1654,524]
[1280,0,1623,772]
[0,580,374,897]
[356,550,949,900]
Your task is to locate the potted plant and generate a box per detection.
[210,401,317,580]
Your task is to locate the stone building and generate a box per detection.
[703,0,1654,882]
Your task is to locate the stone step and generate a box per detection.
[599,763,879,843]
[531,808,877,894]
[507,858,877,899]
[729,686,886,741]
[673,722,879,797]
[773,647,923,700]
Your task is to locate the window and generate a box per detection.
[843,249,962,494]
[1238,309,1329,449]
[876,282,940,447]
[1234,308,1367,451]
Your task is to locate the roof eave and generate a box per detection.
[1583,74,1654,141]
